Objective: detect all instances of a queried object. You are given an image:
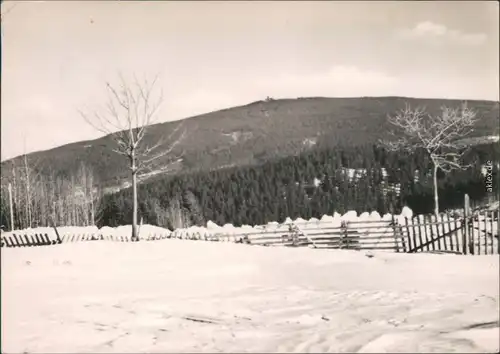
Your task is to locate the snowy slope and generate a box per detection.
[2,240,499,353]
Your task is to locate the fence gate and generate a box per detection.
[403,210,499,255]
[404,215,465,254]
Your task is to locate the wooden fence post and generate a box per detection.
[292,223,317,248]
[399,223,406,252]
[463,194,470,255]
[440,213,448,251]
[423,216,430,251]
[12,234,20,247]
[497,209,500,255]
[406,217,417,253]
[340,221,348,249]
[5,236,13,247]
[483,211,488,255]
[404,217,410,251]
[391,215,400,252]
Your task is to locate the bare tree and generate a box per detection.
[380,103,478,216]
[55,175,69,226]
[79,74,186,240]
[10,160,20,229]
[1,153,40,229]
[88,171,100,226]
[23,153,33,227]
[0,180,12,230]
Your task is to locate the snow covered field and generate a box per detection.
[2,240,499,353]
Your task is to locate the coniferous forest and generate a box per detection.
[97,142,499,230]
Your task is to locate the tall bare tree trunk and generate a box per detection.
[23,154,33,228]
[11,166,18,229]
[70,175,77,225]
[131,149,138,241]
[81,163,89,226]
[433,163,439,217]
[56,176,65,226]
[132,171,138,241]
[37,180,45,227]
[87,168,96,226]
[52,201,56,226]
[8,183,14,231]
[90,189,95,226]
[46,173,56,226]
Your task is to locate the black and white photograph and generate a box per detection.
[1,1,499,352]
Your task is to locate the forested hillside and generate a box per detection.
[97,143,499,229]
[1,97,499,191]
[1,96,498,231]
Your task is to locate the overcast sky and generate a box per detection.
[1,1,498,161]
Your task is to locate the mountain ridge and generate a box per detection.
[2,96,499,191]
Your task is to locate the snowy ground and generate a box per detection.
[2,240,499,353]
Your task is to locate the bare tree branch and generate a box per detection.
[380,102,479,215]
[136,122,186,169]
[79,73,188,240]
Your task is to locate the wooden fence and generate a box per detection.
[401,210,498,255]
[1,210,498,256]
[214,210,498,255]
[1,233,61,247]
[0,231,173,247]
[226,219,404,251]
